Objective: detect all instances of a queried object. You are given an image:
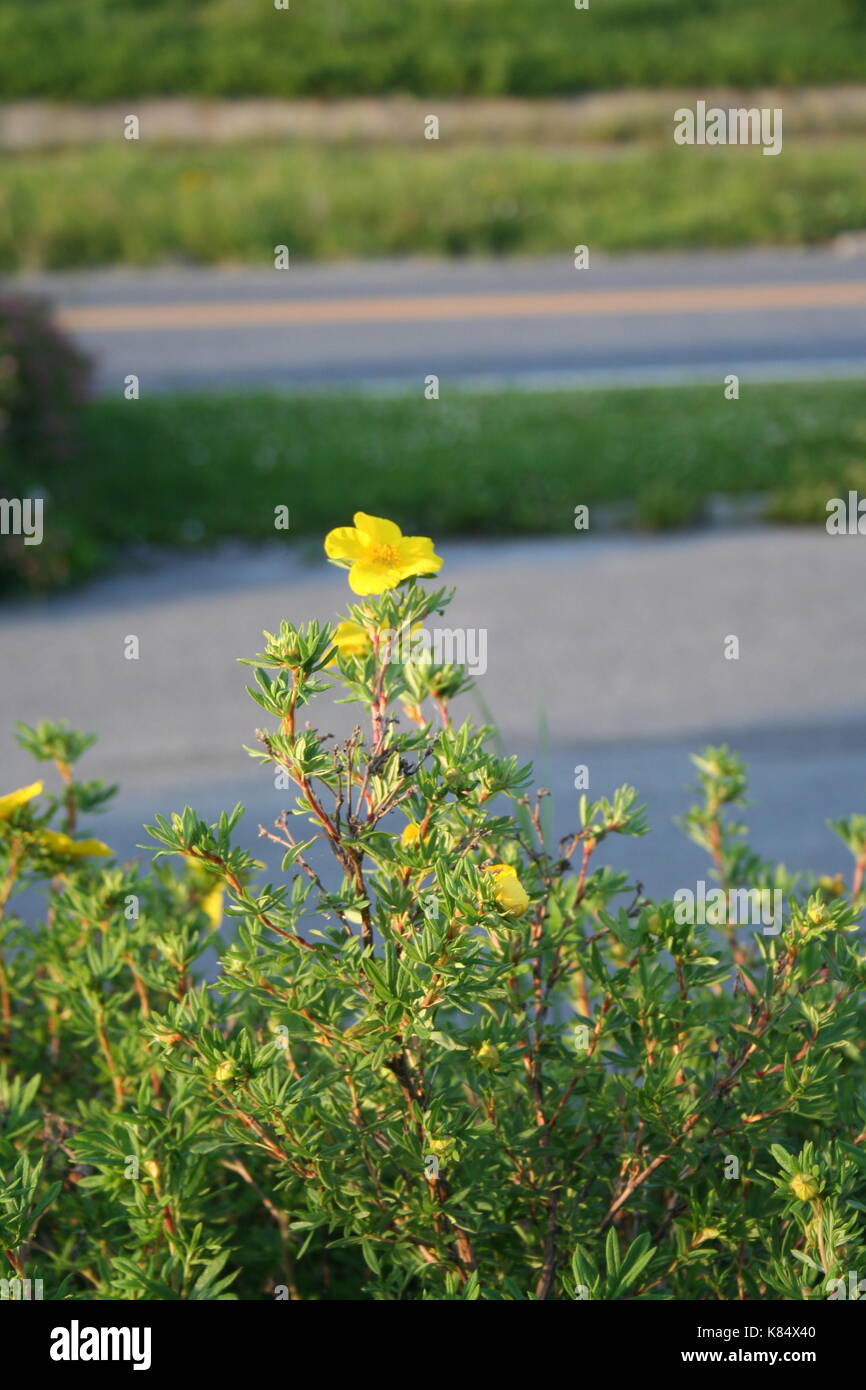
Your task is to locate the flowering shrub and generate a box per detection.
[2,516,866,1301]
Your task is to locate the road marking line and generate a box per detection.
[56,281,866,333]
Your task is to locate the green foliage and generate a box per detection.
[2,559,866,1300]
[0,0,863,99]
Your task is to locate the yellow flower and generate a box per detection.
[401,821,423,848]
[324,512,442,596]
[328,619,371,664]
[476,1041,501,1071]
[790,1173,820,1202]
[40,829,112,858]
[0,781,43,821]
[484,863,530,918]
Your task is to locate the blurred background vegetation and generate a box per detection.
[1,0,865,593]
[3,140,865,272]
[3,344,865,593]
[3,1,866,269]
[2,0,866,97]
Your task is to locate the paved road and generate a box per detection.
[8,247,866,393]
[2,530,865,900]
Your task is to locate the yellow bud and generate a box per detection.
[790,1173,820,1202]
[214,1059,238,1084]
[476,1041,500,1071]
[143,1159,161,1181]
[40,829,112,859]
[818,874,845,899]
[693,1228,721,1245]
[808,905,826,926]
[427,1136,456,1158]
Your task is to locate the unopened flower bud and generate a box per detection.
[427,1136,457,1160]
[818,874,844,899]
[790,1172,820,1202]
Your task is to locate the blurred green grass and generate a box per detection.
[1,0,864,97]
[2,139,865,270]
[9,379,861,592]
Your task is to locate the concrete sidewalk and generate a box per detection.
[2,528,865,898]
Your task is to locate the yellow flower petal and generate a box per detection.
[200,883,225,929]
[0,781,43,821]
[398,537,443,579]
[693,1228,721,1245]
[324,526,369,564]
[401,821,422,848]
[328,620,371,663]
[484,863,530,918]
[40,829,112,858]
[347,561,403,596]
[353,513,403,547]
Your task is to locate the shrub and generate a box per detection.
[0,295,93,592]
[2,515,866,1300]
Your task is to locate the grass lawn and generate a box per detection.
[0,0,863,98]
[8,378,862,593]
[3,139,866,272]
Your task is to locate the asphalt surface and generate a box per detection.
[10,247,866,393]
[2,529,865,902]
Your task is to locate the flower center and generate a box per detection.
[371,542,400,566]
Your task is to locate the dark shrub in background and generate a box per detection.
[0,294,94,591]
